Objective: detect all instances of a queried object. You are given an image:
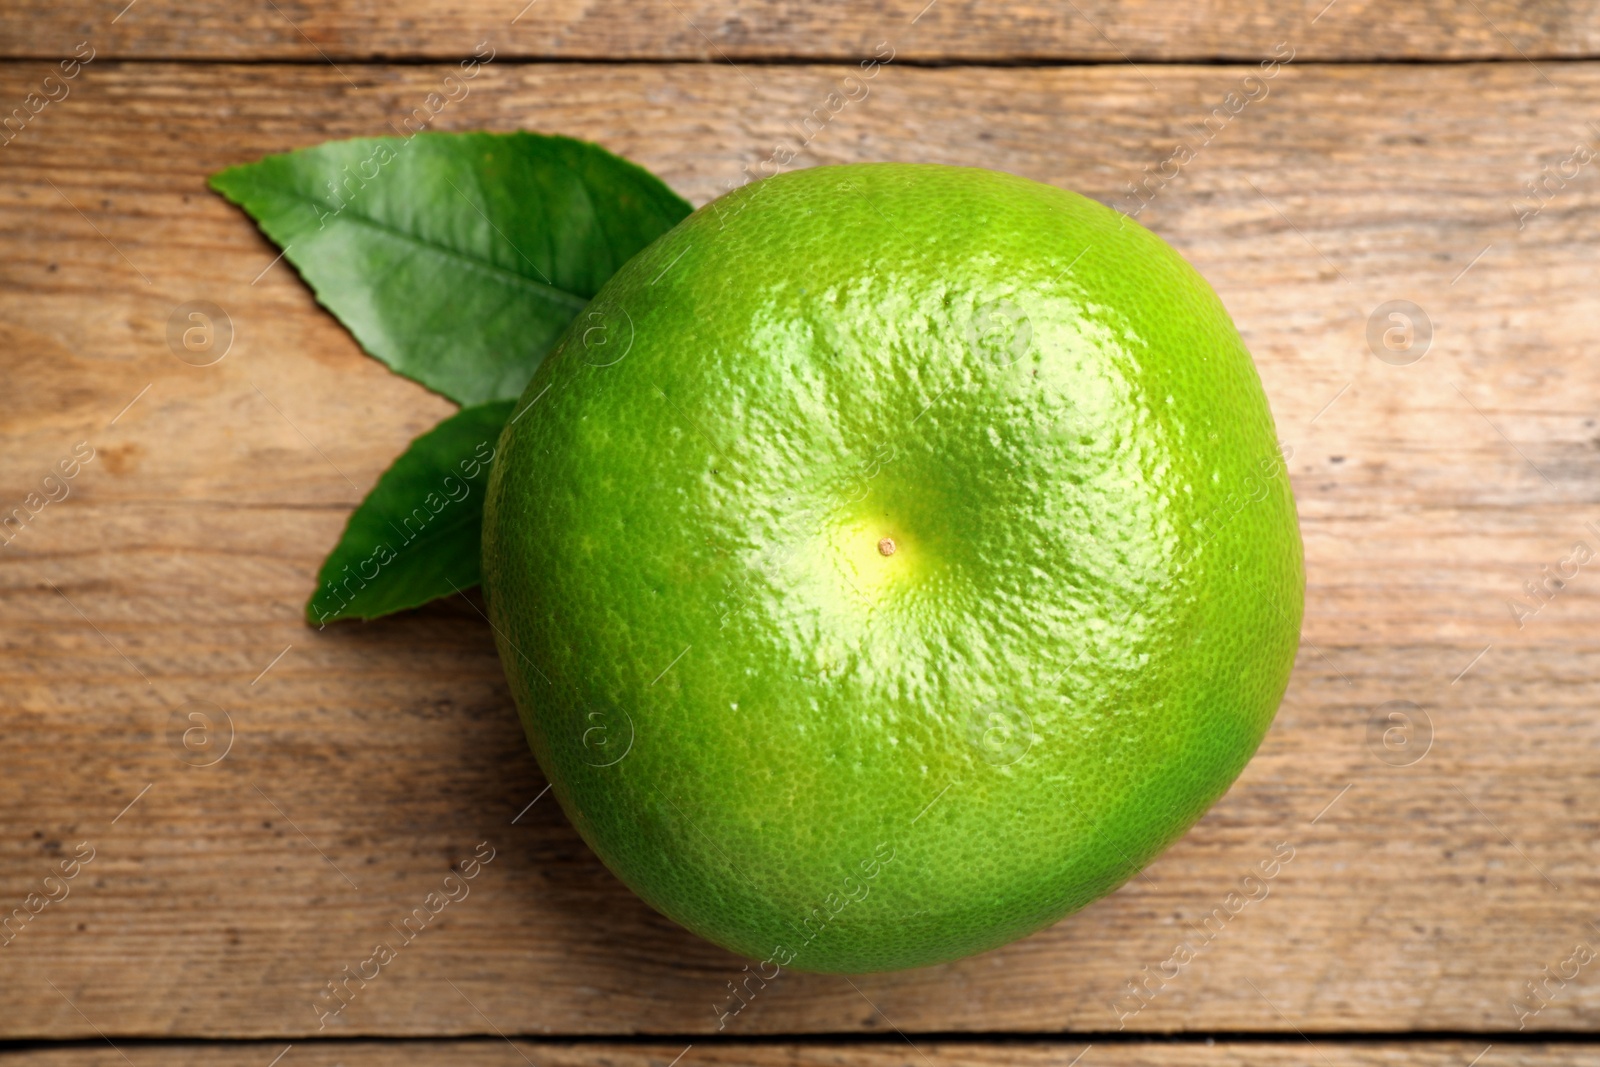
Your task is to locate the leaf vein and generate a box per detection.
[274,185,591,314]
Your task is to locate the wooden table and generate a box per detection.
[2,2,1598,1063]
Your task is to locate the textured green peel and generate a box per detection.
[484,163,1303,973]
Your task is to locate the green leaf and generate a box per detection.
[211,131,691,405]
[307,400,515,625]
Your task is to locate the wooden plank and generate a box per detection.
[1,59,1598,1041]
[7,0,1600,63]
[0,1041,1578,1067]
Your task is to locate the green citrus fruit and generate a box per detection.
[483,163,1302,974]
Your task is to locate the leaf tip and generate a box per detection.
[206,164,240,194]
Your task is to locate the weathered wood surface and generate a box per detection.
[0,1041,1575,1067]
[8,0,1600,62]
[1,58,1599,1044]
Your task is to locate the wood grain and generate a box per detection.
[7,0,1600,62]
[1,58,1599,1042]
[0,1041,1580,1067]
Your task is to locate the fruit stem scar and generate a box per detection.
[877,537,897,557]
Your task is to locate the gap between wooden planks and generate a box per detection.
[0,1038,1572,1066]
